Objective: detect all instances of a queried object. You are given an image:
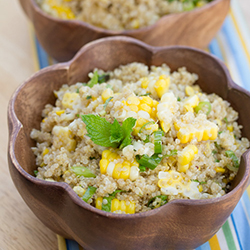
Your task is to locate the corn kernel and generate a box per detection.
[127,96,140,105]
[178,145,198,172]
[140,96,153,106]
[139,103,152,114]
[102,88,114,102]
[141,77,149,89]
[198,185,203,192]
[42,148,49,156]
[183,95,199,112]
[185,86,195,96]
[73,186,86,197]
[227,125,234,132]
[96,197,103,210]
[56,110,65,116]
[62,92,80,109]
[128,104,139,112]
[215,167,225,173]
[154,76,170,98]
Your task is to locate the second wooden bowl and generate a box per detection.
[18,0,230,62]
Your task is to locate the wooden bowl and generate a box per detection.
[18,0,230,62]
[8,37,250,250]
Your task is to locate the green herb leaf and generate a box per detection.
[86,95,92,100]
[82,186,97,202]
[191,179,207,185]
[214,142,221,150]
[71,165,96,178]
[147,195,168,209]
[212,150,218,155]
[101,196,114,212]
[154,130,163,154]
[110,119,123,143]
[143,135,150,143]
[110,190,126,197]
[119,117,137,149]
[81,114,136,149]
[103,97,113,109]
[34,170,38,176]
[140,93,151,96]
[81,114,117,147]
[88,71,99,88]
[98,74,110,83]
[194,101,212,115]
[225,150,239,168]
[139,166,146,172]
[136,154,162,170]
[223,117,229,124]
[177,97,181,102]
[163,149,178,158]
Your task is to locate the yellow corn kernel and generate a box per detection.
[42,148,49,156]
[101,88,114,102]
[215,167,225,173]
[198,185,203,192]
[136,118,148,127]
[56,110,65,116]
[42,118,47,123]
[215,119,222,126]
[196,1,206,7]
[127,96,140,105]
[185,86,195,96]
[128,104,139,112]
[140,96,153,107]
[132,19,140,29]
[154,76,170,98]
[227,125,234,132]
[139,103,152,114]
[160,121,171,133]
[120,200,127,212]
[126,201,135,214]
[183,95,199,112]
[141,77,149,89]
[178,145,198,172]
[100,150,139,181]
[73,186,86,197]
[40,162,45,167]
[111,198,120,212]
[100,159,109,174]
[96,197,103,210]
[62,92,80,109]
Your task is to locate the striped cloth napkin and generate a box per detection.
[29,0,250,249]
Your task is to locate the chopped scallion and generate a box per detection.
[147,195,168,209]
[86,95,92,100]
[136,154,162,170]
[34,170,38,176]
[225,150,239,169]
[71,165,96,178]
[163,149,177,158]
[154,130,163,154]
[194,101,211,115]
[82,186,97,202]
[103,97,113,109]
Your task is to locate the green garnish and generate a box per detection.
[88,71,99,87]
[139,166,146,172]
[194,101,212,115]
[136,154,162,170]
[143,135,150,143]
[154,130,163,154]
[81,114,136,149]
[34,170,38,176]
[76,114,80,118]
[140,93,151,96]
[71,165,96,178]
[214,142,221,150]
[98,73,110,83]
[225,150,239,170]
[139,121,154,134]
[147,195,168,209]
[82,186,97,202]
[163,149,178,158]
[223,117,229,124]
[218,131,223,135]
[212,150,218,155]
[191,179,207,185]
[101,190,125,212]
[103,97,113,109]
[177,97,181,101]
[86,95,92,100]
[76,88,80,93]
[89,157,96,160]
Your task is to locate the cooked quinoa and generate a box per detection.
[31,62,249,214]
[36,0,213,30]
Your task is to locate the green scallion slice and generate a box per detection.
[194,101,212,115]
[136,154,162,170]
[82,186,97,202]
[71,165,96,178]
[154,130,163,154]
[163,149,177,158]
[88,71,99,87]
[147,195,168,208]
[103,97,113,109]
[225,150,239,169]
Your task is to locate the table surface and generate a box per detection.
[1,1,250,249]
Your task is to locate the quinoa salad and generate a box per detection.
[30,62,249,214]
[36,0,213,30]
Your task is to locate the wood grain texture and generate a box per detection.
[18,0,230,62]
[8,37,250,250]
[0,1,57,250]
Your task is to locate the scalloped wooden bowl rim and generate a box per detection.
[8,36,250,219]
[28,0,223,34]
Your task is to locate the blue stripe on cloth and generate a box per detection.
[34,36,50,69]
[196,241,211,250]
[66,239,80,250]
[231,200,250,250]
[221,17,250,90]
[208,38,224,61]
[242,192,250,220]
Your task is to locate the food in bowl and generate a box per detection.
[30,62,249,214]
[36,0,213,30]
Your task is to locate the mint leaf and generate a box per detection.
[110,119,123,143]
[81,114,118,147]
[81,115,136,148]
[120,117,136,149]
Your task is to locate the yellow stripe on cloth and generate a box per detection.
[230,9,250,66]
[209,234,221,250]
[57,235,67,250]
